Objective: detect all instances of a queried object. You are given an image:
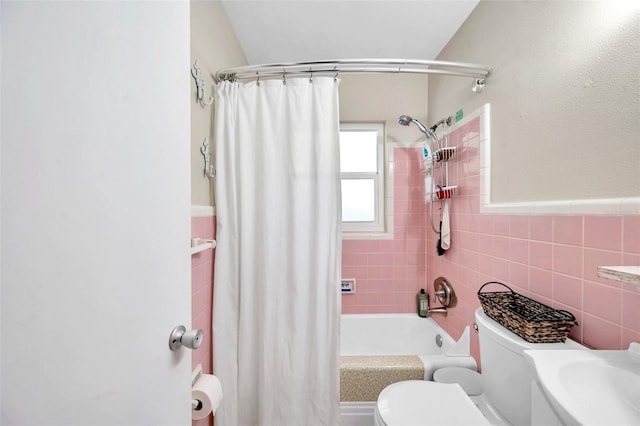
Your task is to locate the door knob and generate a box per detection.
[169,325,203,351]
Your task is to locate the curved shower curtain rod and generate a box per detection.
[214,58,492,85]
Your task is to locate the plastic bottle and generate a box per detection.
[423,140,434,201]
[422,141,432,173]
[418,289,428,317]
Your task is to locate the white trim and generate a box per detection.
[451,104,640,216]
[621,198,640,215]
[339,401,376,426]
[342,231,394,240]
[191,205,215,217]
[480,196,640,216]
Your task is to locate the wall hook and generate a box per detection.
[200,137,215,178]
[191,60,214,107]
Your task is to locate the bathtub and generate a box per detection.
[341,313,454,355]
[339,314,477,426]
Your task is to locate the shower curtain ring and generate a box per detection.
[282,71,286,85]
[256,72,260,86]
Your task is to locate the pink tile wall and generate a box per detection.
[191,215,215,426]
[425,117,640,364]
[342,116,640,365]
[341,147,427,313]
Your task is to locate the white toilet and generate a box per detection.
[374,308,584,426]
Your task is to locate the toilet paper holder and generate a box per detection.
[192,364,204,411]
[192,399,204,411]
[190,363,223,418]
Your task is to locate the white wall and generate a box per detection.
[339,74,429,146]
[0,0,3,411]
[1,2,191,424]
[191,0,247,208]
[428,0,640,203]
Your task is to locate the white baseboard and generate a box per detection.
[340,402,376,426]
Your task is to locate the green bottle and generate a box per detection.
[418,289,428,317]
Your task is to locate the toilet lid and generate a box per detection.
[376,380,490,426]
[433,367,484,396]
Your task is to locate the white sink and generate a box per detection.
[525,343,640,425]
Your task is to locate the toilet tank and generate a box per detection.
[475,308,584,426]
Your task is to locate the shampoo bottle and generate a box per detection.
[418,289,428,317]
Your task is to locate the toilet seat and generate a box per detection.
[375,380,490,426]
[434,367,483,396]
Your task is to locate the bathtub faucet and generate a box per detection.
[426,277,457,316]
[426,293,448,316]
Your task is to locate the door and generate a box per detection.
[1,2,192,424]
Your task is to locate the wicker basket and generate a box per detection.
[477,282,576,343]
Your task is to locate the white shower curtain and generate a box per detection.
[213,77,342,426]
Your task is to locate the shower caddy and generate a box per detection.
[425,118,457,235]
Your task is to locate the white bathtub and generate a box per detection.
[341,313,454,356]
[339,314,477,426]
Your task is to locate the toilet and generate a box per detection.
[374,308,584,426]
[433,366,483,396]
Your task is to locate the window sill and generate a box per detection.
[342,230,394,240]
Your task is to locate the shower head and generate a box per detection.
[398,115,437,140]
[398,115,413,126]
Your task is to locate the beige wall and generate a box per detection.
[428,0,640,203]
[191,0,247,207]
[339,74,429,145]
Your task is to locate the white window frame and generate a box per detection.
[340,122,387,235]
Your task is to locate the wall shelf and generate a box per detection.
[191,238,216,255]
[597,266,640,289]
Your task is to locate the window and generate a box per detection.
[339,123,385,233]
